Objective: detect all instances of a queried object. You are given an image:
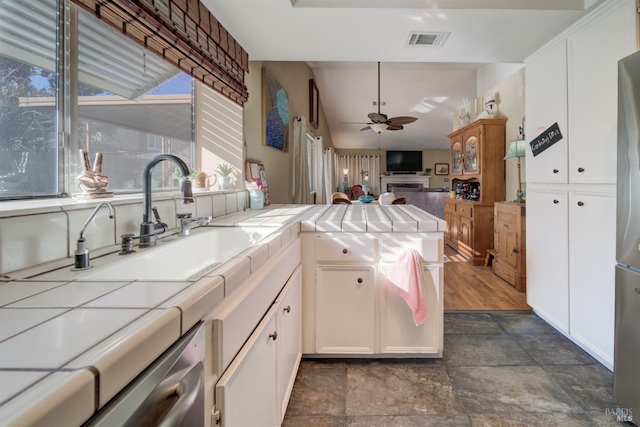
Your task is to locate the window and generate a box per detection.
[0,0,194,200]
[0,0,59,198]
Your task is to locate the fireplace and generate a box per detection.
[385,183,423,191]
[380,175,430,193]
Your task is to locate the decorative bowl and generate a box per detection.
[358,195,374,204]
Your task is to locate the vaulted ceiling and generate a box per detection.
[205,0,599,149]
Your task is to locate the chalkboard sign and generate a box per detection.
[530,122,563,157]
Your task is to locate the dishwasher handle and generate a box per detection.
[159,363,204,427]
[125,362,204,427]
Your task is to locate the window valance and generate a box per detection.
[71,0,249,105]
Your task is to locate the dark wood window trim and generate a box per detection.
[71,0,249,105]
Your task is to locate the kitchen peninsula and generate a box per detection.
[0,202,445,426]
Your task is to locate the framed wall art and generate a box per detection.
[435,163,450,175]
[262,68,290,151]
[309,79,319,129]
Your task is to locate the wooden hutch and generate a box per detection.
[444,118,506,265]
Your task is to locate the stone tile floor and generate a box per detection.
[283,313,633,427]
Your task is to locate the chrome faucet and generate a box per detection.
[74,201,114,270]
[140,154,194,247]
[177,213,212,236]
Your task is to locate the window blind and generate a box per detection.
[0,0,181,100]
[70,0,249,105]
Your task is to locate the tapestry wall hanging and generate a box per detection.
[262,68,290,152]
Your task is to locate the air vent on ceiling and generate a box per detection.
[406,31,450,47]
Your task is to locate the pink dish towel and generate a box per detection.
[384,248,427,326]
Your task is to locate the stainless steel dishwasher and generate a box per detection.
[84,322,206,426]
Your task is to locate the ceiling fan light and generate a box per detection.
[370,123,389,133]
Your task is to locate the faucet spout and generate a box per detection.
[140,154,194,247]
[74,201,115,270]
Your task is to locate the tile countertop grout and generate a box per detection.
[0,203,445,426]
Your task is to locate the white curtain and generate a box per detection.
[312,136,325,204]
[337,155,381,195]
[292,117,311,204]
[323,147,335,204]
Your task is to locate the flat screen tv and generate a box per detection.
[386,151,423,173]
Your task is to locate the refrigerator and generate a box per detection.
[615,50,640,423]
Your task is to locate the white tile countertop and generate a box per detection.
[0,203,445,426]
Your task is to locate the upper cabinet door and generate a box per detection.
[451,138,463,175]
[569,1,637,184]
[525,40,569,184]
[463,135,480,175]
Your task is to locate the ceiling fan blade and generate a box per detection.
[368,112,387,122]
[360,126,372,131]
[387,116,418,125]
[387,124,404,131]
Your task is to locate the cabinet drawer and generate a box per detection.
[495,209,517,229]
[379,235,441,263]
[456,203,472,218]
[444,199,455,212]
[315,235,377,262]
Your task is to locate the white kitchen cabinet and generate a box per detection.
[526,188,569,333]
[569,2,636,184]
[214,266,302,427]
[380,264,442,354]
[525,40,568,184]
[524,0,634,369]
[302,231,444,357]
[316,265,375,354]
[526,0,635,186]
[276,268,302,423]
[569,191,616,365]
[215,306,277,427]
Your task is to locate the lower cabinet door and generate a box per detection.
[569,190,616,365]
[380,265,442,355]
[276,267,302,422]
[215,307,277,427]
[526,188,569,333]
[316,265,375,354]
[457,216,473,258]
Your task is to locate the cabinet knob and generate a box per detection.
[578,167,585,172]
[553,199,559,204]
[553,169,559,173]
[577,201,584,206]
[460,208,464,212]
[342,248,348,254]
[269,331,278,341]
[357,277,363,283]
[283,305,291,314]
[511,247,519,254]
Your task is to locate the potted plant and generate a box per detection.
[172,166,198,182]
[425,168,432,176]
[215,163,238,190]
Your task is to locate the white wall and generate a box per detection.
[476,63,525,96]
[243,61,334,204]
[483,69,526,201]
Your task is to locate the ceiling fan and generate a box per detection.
[359,62,418,134]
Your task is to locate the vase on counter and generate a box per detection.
[219,175,232,190]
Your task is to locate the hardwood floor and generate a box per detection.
[444,245,531,311]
